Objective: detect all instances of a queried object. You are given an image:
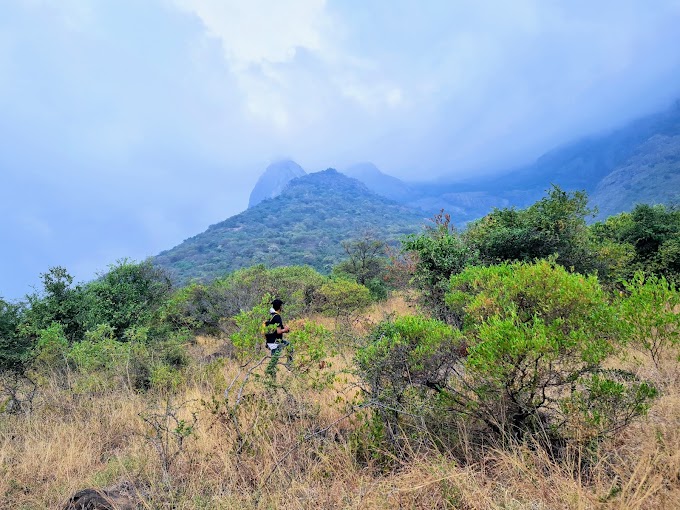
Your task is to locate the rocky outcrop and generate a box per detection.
[248,160,306,208]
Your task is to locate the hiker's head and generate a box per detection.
[271,299,284,312]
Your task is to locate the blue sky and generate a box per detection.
[2,0,680,299]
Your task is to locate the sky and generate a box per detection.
[2,0,680,300]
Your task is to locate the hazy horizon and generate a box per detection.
[2,0,680,299]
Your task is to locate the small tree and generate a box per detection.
[464,186,599,275]
[333,233,388,299]
[402,211,478,324]
[22,266,86,344]
[82,259,173,340]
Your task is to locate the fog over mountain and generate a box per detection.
[2,1,680,299]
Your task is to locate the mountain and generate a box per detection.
[590,133,680,219]
[248,159,306,208]
[342,162,413,202]
[406,100,680,223]
[155,169,426,285]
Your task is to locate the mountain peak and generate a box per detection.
[248,159,306,208]
[341,162,412,202]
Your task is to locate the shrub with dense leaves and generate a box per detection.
[402,211,478,324]
[445,260,656,444]
[0,299,28,373]
[590,204,680,285]
[464,186,602,276]
[355,260,657,459]
[161,265,325,336]
[356,315,463,454]
[82,259,173,341]
[617,272,680,369]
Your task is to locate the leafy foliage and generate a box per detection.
[464,186,600,274]
[355,260,657,457]
[444,261,654,443]
[591,204,680,285]
[0,299,29,373]
[82,259,173,340]
[332,233,389,300]
[22,267,86,344]
[316,278,372,320]
[402,211,479,324]
[617,272,680,369]
[162,265,325,336]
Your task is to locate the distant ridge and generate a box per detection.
[155,169,426,285]
[248,159,306,208]
[343,162,413,202]
[403,100,680,223]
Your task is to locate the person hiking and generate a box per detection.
[264,298,293,378]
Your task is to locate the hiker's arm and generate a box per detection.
[276,325,289,334]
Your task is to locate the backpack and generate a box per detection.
[264,313,282,350]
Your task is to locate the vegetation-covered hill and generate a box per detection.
[155,169,426,285]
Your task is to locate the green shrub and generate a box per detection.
[0,299,30,373]
[617,272,680,369]
[356,315,463,453]
[355,260,657,458]
[446,260,655,444]
[464,186,598,275]
[402,211,478,324]
[31,323,70,379]
[316,278,371,320]
[82,259,173,340]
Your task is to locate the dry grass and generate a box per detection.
[2,294,680,509]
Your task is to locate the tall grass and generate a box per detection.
[2,296,679,509]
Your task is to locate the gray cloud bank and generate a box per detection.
[1,0,680,299]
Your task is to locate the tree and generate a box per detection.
[591,204,680,285]
[402,211,478,324]
[82,259,173,340]
[465,186,599,274]
[22,266,86,344]
[334,233,386,285]
[0,299,29,373]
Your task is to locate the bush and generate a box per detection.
[22,267,87,344]
[402,211,478,324]
[355,261,657,458]
[590,204,680,285]
[316,278,371,320]
[356,315,463,454]
[464,186,600,275]
[162,265,325,336]
[82,259,173,340]
[31,323,70,380]
[0,299,30,373]
[617,272,680,369]
[446,260,655,444]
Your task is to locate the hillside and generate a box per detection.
[155,169,426,284]
[590,133,680,219]
[358,101,680,224]
[342,162,413,203]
